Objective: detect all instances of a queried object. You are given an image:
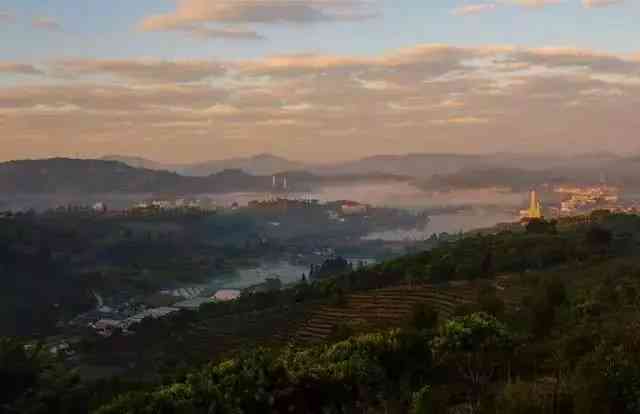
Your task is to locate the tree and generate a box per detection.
[477,286,505,318]
[409,303,439,332]
[526,219,557,235]
[411,385,432,414]
[432,313,515,412]
[586,226,612,250]
[481,250,494,277]
[0,338,44,407]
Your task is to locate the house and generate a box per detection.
[340,201,369,216]
[212,289,241,302]
[91,319,122,337]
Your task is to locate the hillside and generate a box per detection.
[99,155,185,172]
[0,158,270,194]
[4,213,640,413]
[0,158,412,196]
[182,153,307,176]
[313,152,623,178]
[416,167,569,191]
[292,277,527,344]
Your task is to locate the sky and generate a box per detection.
[1,0,639,163]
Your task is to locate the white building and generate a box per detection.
[92,202,107,213]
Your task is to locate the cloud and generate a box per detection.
[452,4,498,15]
[431,116,490,125]
[582,0,624,7]
[0,63,43,76]
[501,0,562,7]
[170,24,263,39]
[494,0,624,10]
[2,44,640,161]
[235,45,491,78]
[511,47,640,75]
[139,0,377,40]
[32,16,62,31]
[453,0,624,15]
[51,59,227,82]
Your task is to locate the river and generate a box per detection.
[206,261,309,291]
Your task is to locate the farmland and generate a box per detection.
[293,279,526,344]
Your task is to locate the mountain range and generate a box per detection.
[2,152,638,195]
[101,153,305,177]
[0,158,406,195]
[103,152,625,177]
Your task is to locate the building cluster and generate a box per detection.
[83,275,286,338]
[89,306,181,337]
[556,185,620,215]
[79,286,242,338]
[248,198,319,211]
[517,185,640,221]
[132,198,215,211]
[45,203,110,216]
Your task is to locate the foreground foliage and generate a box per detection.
[3,212,640,413]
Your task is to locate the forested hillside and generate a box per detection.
[0,158,270,194]
[3,212,640,413]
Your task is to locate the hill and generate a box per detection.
[0,158,412,196]
[99,153,306,176]
[99,152,637,190]
[99,155,185,172]
[0,158,271,194]
[182,153,307,176]
[316,152,624,178]
[416,167,569,191]
[4,213,640,413]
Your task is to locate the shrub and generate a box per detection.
[409,303,439,332]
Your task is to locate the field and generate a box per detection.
[292,276,529,344]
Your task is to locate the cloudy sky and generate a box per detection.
[1,0,638,162]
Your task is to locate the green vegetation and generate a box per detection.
[2,211,640,412]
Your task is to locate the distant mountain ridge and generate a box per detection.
[4,152,637,196]
[0,158,408,195]
[183,153,306,176]
[103,152,627,180]
[314,152,624,178]
[100,155,185,172]
[101,153,306,177]
[0,159,271,194]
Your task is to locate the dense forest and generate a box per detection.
[0,210,260,336]
[2,212,640,413]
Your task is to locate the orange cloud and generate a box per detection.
[1,44,640,162]
[139,0,377,40]
[0,63,43,76]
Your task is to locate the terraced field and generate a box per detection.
[292,278,527,344]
